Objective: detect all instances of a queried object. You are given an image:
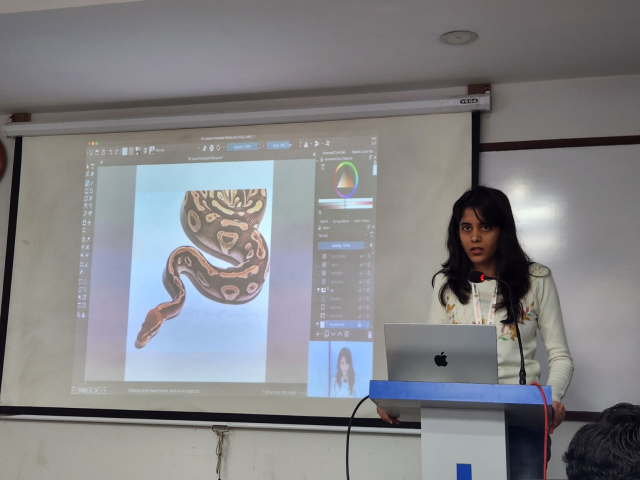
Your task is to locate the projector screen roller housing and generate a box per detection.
[0,114,471,420]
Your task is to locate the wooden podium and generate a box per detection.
[369,381,552,480]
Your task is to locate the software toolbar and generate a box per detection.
[310,140,377,342]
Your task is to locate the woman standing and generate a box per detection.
[378,186,573,480]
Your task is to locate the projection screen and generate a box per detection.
[0,113,471,420]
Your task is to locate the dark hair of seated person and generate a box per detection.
[563,402,640,480]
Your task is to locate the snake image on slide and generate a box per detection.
[135,189,270,349]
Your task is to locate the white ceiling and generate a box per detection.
[1,0,640,113]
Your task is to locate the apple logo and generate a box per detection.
[434,352,448,367]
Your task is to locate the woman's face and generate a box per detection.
[339,356,350,376]
[459,207,500,270]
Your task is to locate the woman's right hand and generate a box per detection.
[377,406,400,424]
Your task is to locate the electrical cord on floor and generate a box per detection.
[346,395,370,480]
[212,425,230,480]
[531,382,549,480]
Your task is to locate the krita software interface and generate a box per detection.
[73,131,377,400]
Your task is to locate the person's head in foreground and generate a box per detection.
[563,402,640,480]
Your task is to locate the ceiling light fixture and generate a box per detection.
[439,30,478,46]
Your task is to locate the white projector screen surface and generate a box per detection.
[481,145,640,412]
[1,114,471,419]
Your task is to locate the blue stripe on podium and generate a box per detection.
[456,463,472,480]
[369,381,552,405]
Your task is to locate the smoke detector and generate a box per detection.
[439,31,478,46]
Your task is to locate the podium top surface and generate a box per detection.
[369,381,552,426]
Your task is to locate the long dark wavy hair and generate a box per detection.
[334,347,355,395]
[432,186,532,325]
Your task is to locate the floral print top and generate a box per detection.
[428,263,574,402]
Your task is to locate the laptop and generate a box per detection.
[384,323,499,384]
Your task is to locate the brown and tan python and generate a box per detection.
[135,189,270,348]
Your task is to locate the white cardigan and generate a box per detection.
[427,263,574,402]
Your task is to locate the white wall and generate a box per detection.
[3,74,640,479]
[482,74,640,143]
[0,419,422,480]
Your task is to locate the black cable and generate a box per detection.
[497,279,526,385]
[346,395,370,480]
